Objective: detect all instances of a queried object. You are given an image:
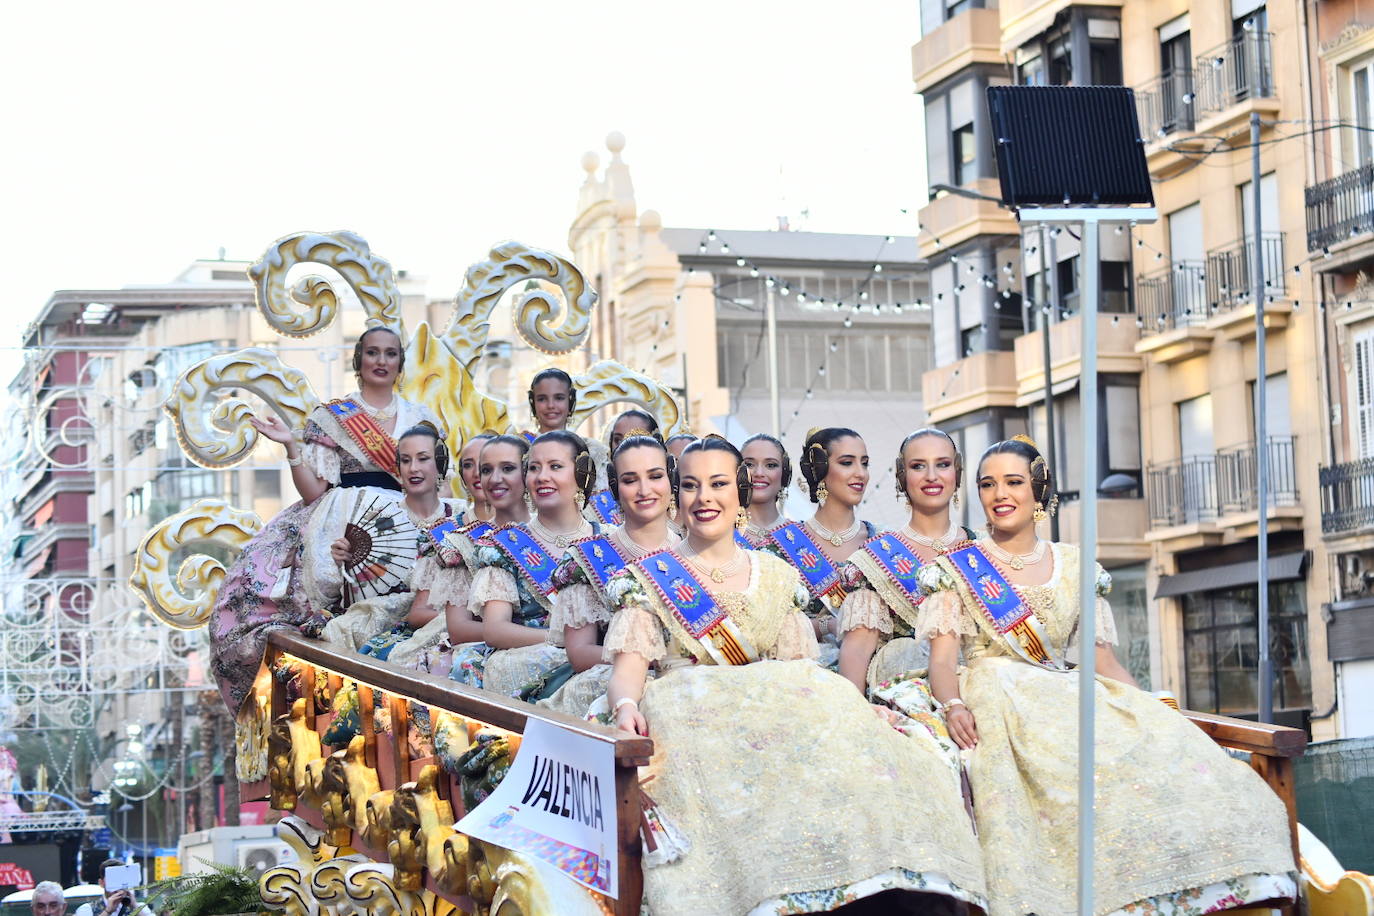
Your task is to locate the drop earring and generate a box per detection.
[1033,502,1047,523]
[735,507,749,531]
[524,490,535,513]
[669,492,679,521]
[952,489,960,508]
[816,481,829,507]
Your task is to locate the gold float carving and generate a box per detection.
[259,861,319,916]
[318,748,353,847]
[249,230,405,339]
[342,862,427,916]
[164,347,321,470]
[128,499,263,629]
[445,241,598,373]
[302,756,330,813]
[568,358,685,438]
[386,764,455,892]
[362,788,396,851]
[235,695,270,782]
[270,699,323,810]
[397,322,509,447]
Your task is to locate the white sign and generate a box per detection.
[456,718,618,897]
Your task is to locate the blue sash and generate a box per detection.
[858,534,925,604]
[490,525,560,597]
[734,530,753,550]
[635,551,755,666]
[767,522,842,601]
[946,544,1057,668]
[521,431,537,444]
[569,536,629,590]
[422,512,462,567]
[586,489,622,526]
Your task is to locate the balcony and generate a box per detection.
[1306,164,1374,267]
[1204,233,1293,339]
[920,350,1017,424]
[1134,260,1214,363]
[1319,458,1374,537]
[1012,313,1143,404]
[1147,437,1302,543]
[1135,69,1196,142]
[1191,31,1279,135]
[915,178,1020,259]
[911,7,1002,95]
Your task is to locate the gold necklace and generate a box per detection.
[806,515,862,548]
[980,537,1047,571]
[527,515,591,550]
[902,520,963,553]
[680,545,747,584]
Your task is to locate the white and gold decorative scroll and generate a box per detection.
[129,499,263,629]
[138,231,684,631]
[164,347,321,470]
[250,230,405,338]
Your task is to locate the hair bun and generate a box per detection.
[1011,433,1040,450]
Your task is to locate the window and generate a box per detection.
[1048,31,1073,86]
[124,482,152,519]
[1056,256,1078,312]
[1087,20,1123,86]
[1018,53,1045,86]
[1160,20,1194,133]
[1178,393,1214,457]
[1182,580,1311,715]
[1353,61,1374,166]
[952,124,976,186]
[1110,564,1151,688]
[1354,329,1374,459]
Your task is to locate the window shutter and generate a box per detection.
[1355,329,1374,459]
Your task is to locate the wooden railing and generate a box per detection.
[248,631,651,914]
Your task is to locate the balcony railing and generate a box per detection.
[1319,457,1374,534]
[1205,233,1286,311]
[1192,31,1276,119]
[1135,68,1196,141]
[1305,163,1374,253]
[1136,260,1208,332]
[1148,436,1298,527]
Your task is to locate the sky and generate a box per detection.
[1,1,926,372]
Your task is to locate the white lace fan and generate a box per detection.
[338,489,419,603]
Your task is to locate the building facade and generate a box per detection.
[913,0,1351,735]
[564,134,931,528]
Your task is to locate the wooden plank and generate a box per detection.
[1182,710,1307,758]
[612,764,644,916]
[268,631,653,761]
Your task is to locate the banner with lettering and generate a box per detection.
[455,718,619,897]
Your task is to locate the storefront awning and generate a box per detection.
[1154,551,1308,600]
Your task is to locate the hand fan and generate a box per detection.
[339,489,419,602]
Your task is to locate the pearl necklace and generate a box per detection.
[612,526,667,559]
[355,391,400,421]
[744,516,786,543]
[902,520,963,553]
[527,515,592,550]
[680,545,748,584]
[806,515,863,548]
[980,537,1047,571]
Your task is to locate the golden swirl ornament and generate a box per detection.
[250,230,404,339]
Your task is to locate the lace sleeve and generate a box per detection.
[467,566,518,619]
[427,564,472,614]
[837,588,893,636]
[548,583,611,646]
[299,419,341,485]
[771,611,821,662]
[602,605,667,664]
[411,554,440,593]
[1094,596,1119,647]
[915,589,978,640]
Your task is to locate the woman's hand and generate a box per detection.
[945,704,979,749]
[870,703,901,727]
[250,414,296,446]
[330,537,351,566]
[615,703,649,736]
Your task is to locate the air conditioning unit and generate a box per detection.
[237,841,293,875]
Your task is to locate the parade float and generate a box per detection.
[126,230,1318,915]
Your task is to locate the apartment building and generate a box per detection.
[564,134,931,528]
[912,0,1343,735]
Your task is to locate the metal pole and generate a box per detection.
[1076,214,1102,916]
[1039,224,1061,541]
[766,283,781,438]
[1252,111,1272,723]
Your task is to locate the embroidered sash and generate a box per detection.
[767,521,844,604]
[635,551,758,667]
[426,517,490,568]
[490,525,560,599]
[586,489,622,526]
[848,533,927,628]
[568,535,630,591]
[733,530,753,550]
[324,398,399,479]
[945,544,1063,670]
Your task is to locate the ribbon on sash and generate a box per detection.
[426,517,491,568]
[568,536,629,591]
[586,489,622,526]
[324,398,399,479]
[635,551,758,667]
[767,522,844,604]
[945,544,1063,670]
[490,525,560,598]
